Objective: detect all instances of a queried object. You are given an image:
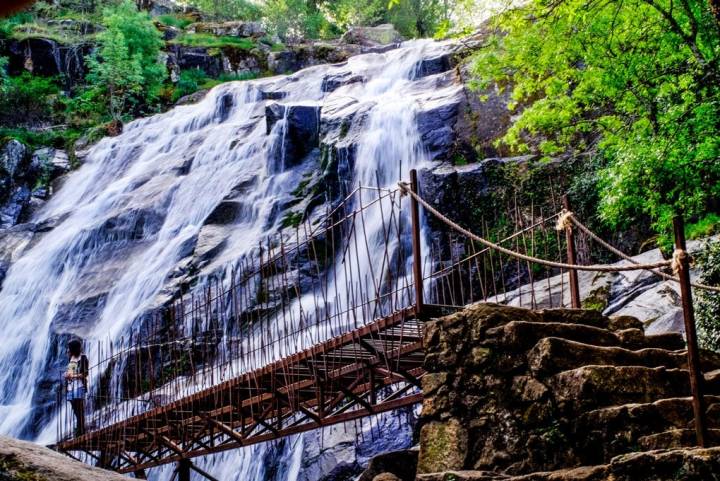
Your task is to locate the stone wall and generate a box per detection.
[415,303,720,480]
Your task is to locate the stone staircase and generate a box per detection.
[415,304,720,481]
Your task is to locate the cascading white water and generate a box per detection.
[0,39,460,479]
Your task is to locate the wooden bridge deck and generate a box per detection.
[55,307,428,474]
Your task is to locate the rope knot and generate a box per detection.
[671,248,689,275]
[398,181,411,197]
[555,210,574,231]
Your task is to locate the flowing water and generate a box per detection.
[0,39,460,479]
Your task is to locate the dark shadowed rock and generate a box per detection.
[0,186,31,227]
[4,38,90,87]
[268,43,362,75]
[357,450,418,481]
[167,45,223,78]
[1,140,28,179]
[266,103,321,168]
[412,54,453,79]
[322,71,364,92]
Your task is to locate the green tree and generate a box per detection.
[186,0,263,21]
[87,0,165,120]
[471,0,720,237]
[388,0,445,37]
[263,0,332,41]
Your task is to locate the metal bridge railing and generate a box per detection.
[54,168,718,474]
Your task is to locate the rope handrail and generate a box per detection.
[398,181,673,273]
[566,212,720,293]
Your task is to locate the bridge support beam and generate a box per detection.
[177,459,192,481]
[409,169,424,316]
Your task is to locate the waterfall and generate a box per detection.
[0,38,461,480]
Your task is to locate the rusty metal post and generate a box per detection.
[673,215,708,447]
[409,169,424,316]
[562,195,581,308]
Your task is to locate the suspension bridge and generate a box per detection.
[51,170,712,480]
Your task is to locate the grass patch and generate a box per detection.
[170,33,256,50]
[6,21,95,44]
[157,14,195,29]
[687,214,720,240]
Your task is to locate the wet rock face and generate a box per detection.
[2,38,91,87]
[417,303,720,479]
[266,103,321,168]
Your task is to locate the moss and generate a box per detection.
[0,454,48,481]
[281,211,304,229]
[339,119,351,139]
[582,285,610,312]
[291,178,312,197]
[170,33,256,50]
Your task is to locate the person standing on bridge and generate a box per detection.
[64,339,88,437]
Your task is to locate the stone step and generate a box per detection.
[417,447,720,480]
[527,338,690,377]
[549,365,693,413]
[637,428,720,450]
[573,396,720,465]
[528,337,720,378]
[487,321,684,352]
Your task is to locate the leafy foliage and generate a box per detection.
[86,0,165,120]
[471,0,720,238]
[0,72,62,125]
[186,0,263,21]
[171,32,256,49]
[172,68,208,101]
[696,241,720,351]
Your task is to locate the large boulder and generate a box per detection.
[166,45,223,78]
[31,148,70,178]
[0,185,31,227]
[268,43,362,75]
[0,139,28,179]
[341,24,404,46]
[0,436,129,481]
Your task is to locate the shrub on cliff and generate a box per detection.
[696,240,720,351]
[471,0,720,240]
[86,0,166,120]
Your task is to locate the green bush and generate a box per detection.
[0,73,62,125]
[696,241,720,352]
[186,0,263,21]
[86,0,166,120]
[0,12,33,38]
[173,68,208,101]
[157,14,194,30]
[171,33,256,50]
[470,0,720,242]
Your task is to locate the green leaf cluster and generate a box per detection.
[86,0,166,120]
[471,0,720,237]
